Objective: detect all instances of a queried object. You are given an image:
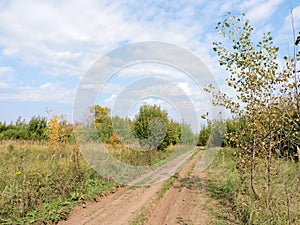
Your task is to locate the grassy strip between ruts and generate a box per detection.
[129,207,148,225]
[156,173,178,199]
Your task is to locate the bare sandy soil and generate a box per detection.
[58,149,211,225]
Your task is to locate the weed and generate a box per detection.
[129,209,147,225]
[0,141,114,224]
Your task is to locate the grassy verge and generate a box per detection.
[0,141,115,224]
[206,148,300,225]
[108,144,193,166]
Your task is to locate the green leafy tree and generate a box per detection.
[27,116,47,140]
[167,119,181,145]
[179,122,195,145]
[89,105,113,143]
[0,116,48,140]
[197,125,210,146]
[111,116,135,144]
[197,120,228,147]
[0,117,28,139]
[132,104,170,150]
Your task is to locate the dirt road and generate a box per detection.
[59,149,210,225]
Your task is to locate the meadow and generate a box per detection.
[0,140,115,224]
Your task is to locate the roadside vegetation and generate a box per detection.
[207,148,299,225]
[0,104,196,224]
[200,13,300,225]
[0,141,115,224]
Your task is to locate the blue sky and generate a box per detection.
[0,0,299,128]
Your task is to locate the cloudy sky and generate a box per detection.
[0,0,299,128]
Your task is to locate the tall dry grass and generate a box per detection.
[0,140,115,224]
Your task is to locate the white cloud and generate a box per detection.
[240,0,264,9]
[275,5,300,56]
[114,63,188,80]
[281,5,300,34]
[0,0,285,87]
[0,0,136,76]
[0,66,13,73]
[0,82,10,88]
[39,82,52,89]
[104,94,117,105]
[178,82,192,95]
[245,0,283,24]
[0,82,74,103]
[2,48,18,56]
[0,0,291,80]
[0,0,222,78]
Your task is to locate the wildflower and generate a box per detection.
[15,170,22,175]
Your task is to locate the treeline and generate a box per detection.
[82,104,196,150]
[0,104,196,151]
[197,117,299,160]
[0,116,48,141]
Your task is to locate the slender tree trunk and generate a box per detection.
[250,98,260,200]
[251,144,260,200]
[285,184,291,225]
[267,142,272,206]
[267,91,273,207]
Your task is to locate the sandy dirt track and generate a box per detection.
[59,149,210,225]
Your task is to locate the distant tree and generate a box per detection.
[46,113,63,150]
[167,120,181,145]
[0,122,7,133]
[0,116,48,140]
[0,117,28,140]
[89,105,113,143]
[46,111,75,150]
[197,120,227,147]
[197,125,210,146]
[179,122,195,145]
[132,104,170,150]
[27,116,47,140]
[111,116,134,144]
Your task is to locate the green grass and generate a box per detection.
[0,141,115,224]
[206,148,300,225]
[156,173,178,199]
[129,208,147,225]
